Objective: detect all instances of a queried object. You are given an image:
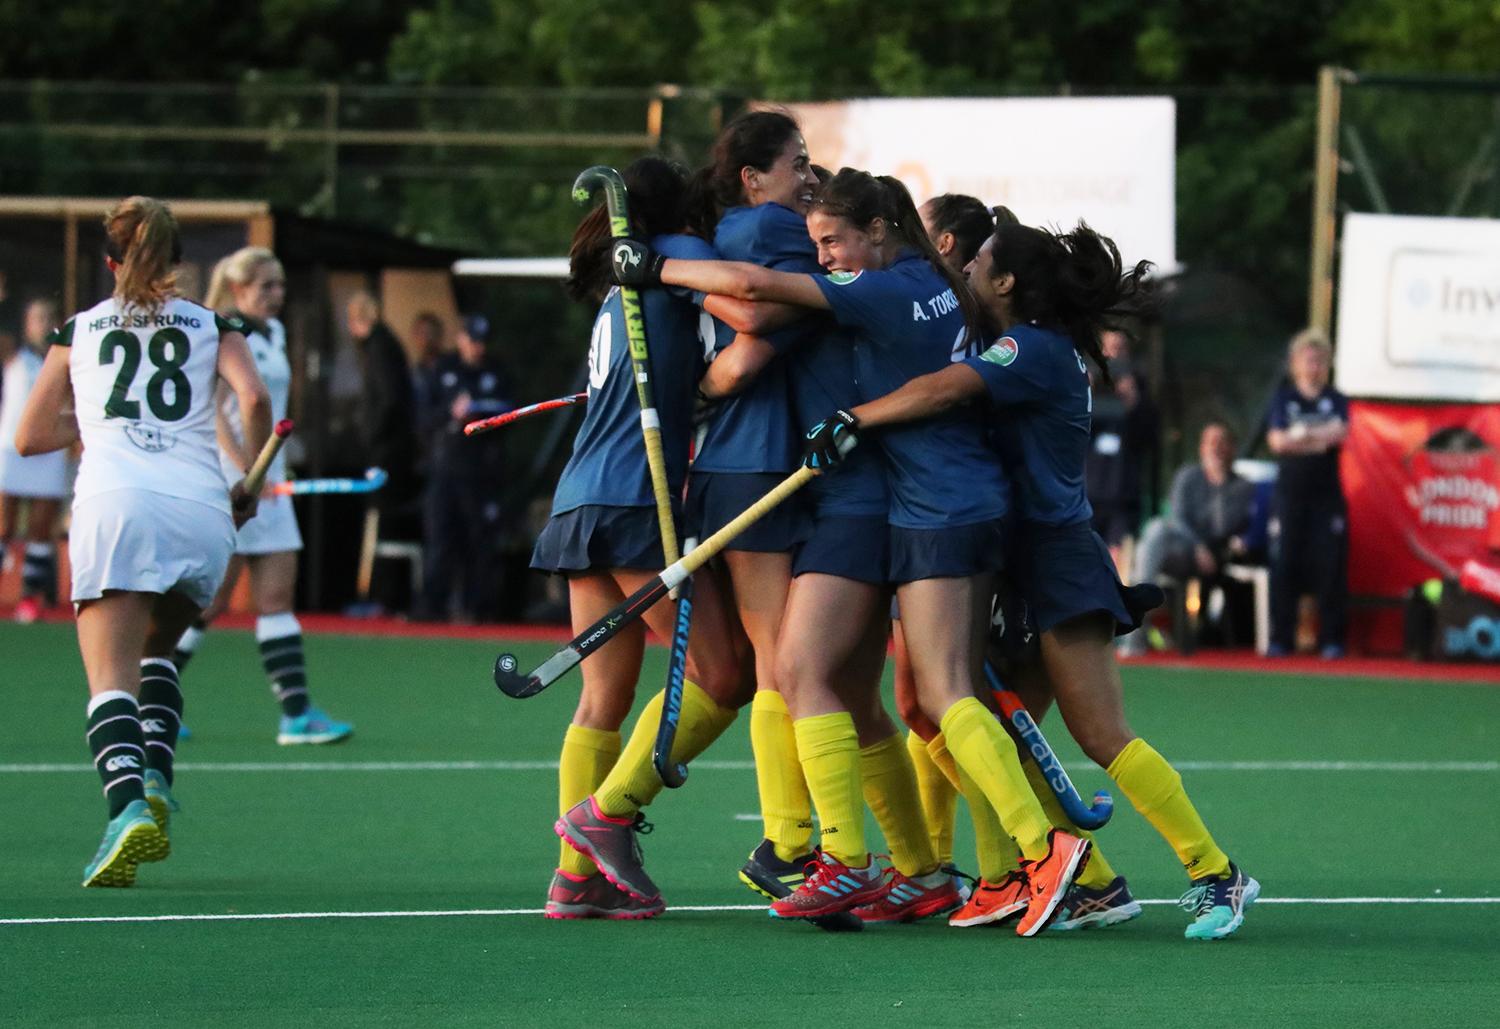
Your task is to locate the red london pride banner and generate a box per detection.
[1342,401,1500,602]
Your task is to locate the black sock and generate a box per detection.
[87,692,146,818]
[22,542,55,603]
[259,632,310,718]
[171,620,208,675]
[139,659,183,786]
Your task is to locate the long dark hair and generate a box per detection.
[566,157,689,304]
[685,109,803,234]
[813,168,985,349]
[923,193,995,267]
[989,221,1153,388]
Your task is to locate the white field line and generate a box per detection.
[3,897,1497,927]
[1,759,1495,775]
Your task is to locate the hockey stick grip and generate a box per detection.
[464,393,586,436]
[243,419,293,497]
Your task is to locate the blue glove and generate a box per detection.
[609,237,666,288]
[803,409,859,470]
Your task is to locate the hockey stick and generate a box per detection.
[243,419,294,496]
[494,449,846,699]
[464,393,587,437]
[653,536,696,788]
[270,467,388,496]
[572,166,681,569]
[983,662,1115,830]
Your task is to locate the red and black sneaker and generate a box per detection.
[769,851,884,920]
[555,796,661,903]
[543,868,665,920]
[853,864,965,923]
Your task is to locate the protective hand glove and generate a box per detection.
[802,409,860,470]
[609,237,666,288]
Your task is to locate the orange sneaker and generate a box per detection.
[948,870,1029,927]
[1014,830,1091,937]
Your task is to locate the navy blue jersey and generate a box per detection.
[692,204,802,476]
[716,203,887,516]
[963,323,1094,527]
[429,353,513,477]
[1266,382,1349,504]
[814,252,1009,529]
[551,233,715,515]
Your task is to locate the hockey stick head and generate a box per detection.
[1076,791,1115,831]
[363,467,389,490]
[493,653,544,699]
[654,756,688,789]
[572,165,625,205]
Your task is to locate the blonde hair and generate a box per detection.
[1288,327,1332,360]
[104,196,181,313]
[205,246,283,314]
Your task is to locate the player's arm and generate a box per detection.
[214,382,254,474]
[13,344,78,456]
[700,333,778,399]
[853,363,987,428]
[612,240,830,311]
[216,329,272,524]
[704,295,804,334]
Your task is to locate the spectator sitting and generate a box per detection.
[1265,329,1350,659]
[1120,420,1256,655]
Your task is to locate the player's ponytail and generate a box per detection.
[205,247,281,315]
[989,220,1154,387]
[566,156,688,305]
[874,175,986,350]
[105,196,181,315]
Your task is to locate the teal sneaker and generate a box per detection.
[277,707,353,746]
[1049,875,1144,931]
[143,768,179,849]
[1181,862,1259,940]
[82,800,168,888]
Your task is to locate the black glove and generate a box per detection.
[609,237,666,288]
[803,409,860,470]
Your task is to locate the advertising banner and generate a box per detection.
[1335,213,1500,403]
[782,97,1176,271]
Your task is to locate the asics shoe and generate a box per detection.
[544,869,664,920]
[82,800,168,888]
[1050,875,1143,931]
[1181,861,1259,941]
[853,864,965,923]
[556,797,661,903]
[1014,829,1091,937]
[142,768,179,852]
[769,851,884,920]
[948,871,1030,928]
[277,706,354,746]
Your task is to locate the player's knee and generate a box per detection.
[1077,724,1135,769]
[894,680,924,731]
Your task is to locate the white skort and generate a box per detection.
[235,491,303,555]
[69,489,234,609]
[0,447,68,498]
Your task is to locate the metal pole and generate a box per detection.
[1308,66,1348,336]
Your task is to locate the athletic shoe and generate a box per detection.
[942,862,976,903]
[1320,644,1346,660]
[177,723,192,742]
[13,596,41,624]
[543,869,664,920]
[142,769,179,851]
[81,800,168,888]
[276,706,354,746]
[948,871,1029,928]
[738,839,863,931]
[555,796,661,903]
[1181,861,1259,941]
[769,851,884,920]
[853,864,965,923]
[1014,829,1091,937]
[1049,875,1143,931]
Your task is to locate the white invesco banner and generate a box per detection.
[781,97,1177,271]
[1336,213,1500,402]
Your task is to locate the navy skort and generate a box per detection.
[1012,520,1161,636]
[686,471,810,554]
[530,504,672,574]
[793,514,889,584]
[888,518,1007,584]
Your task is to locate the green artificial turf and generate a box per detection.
[1,621,1497,1027]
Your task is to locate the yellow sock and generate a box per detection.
[940,697,1052,861]
[861,734,938,876]
[557,724,622,875]
[793,713,865,865]
[1021,756,1117,889]
[905,731,956,867]
[751,690,814,861]
[595,681,737,818]
[1107,737,1230,880]
[925,733,962,790]
[954,762,1021,882]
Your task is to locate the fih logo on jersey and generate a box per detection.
[124,423,177,453]
[104,755,141,772]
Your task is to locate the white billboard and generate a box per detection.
[782,97,1176,271]
[1336,213,1500,402]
